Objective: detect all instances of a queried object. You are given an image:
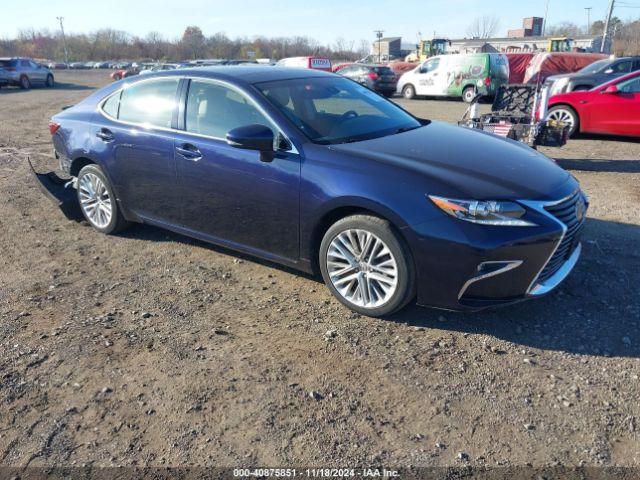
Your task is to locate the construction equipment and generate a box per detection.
[548,37,574,53]
[407,39,450,62]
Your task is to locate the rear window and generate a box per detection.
[0,60,17,67]
[373,67,393,75]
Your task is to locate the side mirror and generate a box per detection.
[226,124,275,162]
[603,84,619,94]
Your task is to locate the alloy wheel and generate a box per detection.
[78,172,112,228]
[548,108,575,130]
[326,229,398,308]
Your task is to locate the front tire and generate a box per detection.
[402,84,416,99]
[77,164,130,234]
[319,215,415,317]
[45,74,54,88]
[548,105,579,137]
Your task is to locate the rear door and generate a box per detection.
[93,77,183,223]
[586,76,640,136]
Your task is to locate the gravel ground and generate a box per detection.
[0,70,639,469]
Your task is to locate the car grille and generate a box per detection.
[537,191,586,283]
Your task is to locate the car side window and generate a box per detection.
[421,58,440,74]
[185,80,274,139]
[618,77,640,94]
[118,78,180,128]
[21,60,30,67]
[102,91,121,118]
[612,61,633,74]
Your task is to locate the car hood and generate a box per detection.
[329,121,573,201]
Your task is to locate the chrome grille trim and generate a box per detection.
[520,189,586,295]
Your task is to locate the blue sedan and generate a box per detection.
[36,67,587,317]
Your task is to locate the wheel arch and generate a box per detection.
[307,199,411,276]
[69,156,96,177]
[548,102,581,132]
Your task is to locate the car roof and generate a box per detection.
[128,66,334,84]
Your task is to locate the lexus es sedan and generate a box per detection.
[36,67,588,317]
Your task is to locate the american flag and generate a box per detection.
[488,121,513,138]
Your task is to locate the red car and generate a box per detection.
[548,70,640,138]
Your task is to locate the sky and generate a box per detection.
[0,0,624,44]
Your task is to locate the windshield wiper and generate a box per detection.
[394,125,421,135]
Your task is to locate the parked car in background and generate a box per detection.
[0,66,10,87]
[93,62,111,69]
[36,67,587,317]
[110,67,139,81]
[47,62,69,70]
[0,58,54,89]
[335,64,398,97]
[546,56,640,95]
[397,53,509,102]
[69,62,87,69]
[276,56,332,72]
[139,63,187,75]
[547,70,640,138]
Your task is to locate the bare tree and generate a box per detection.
[466,15,500,39]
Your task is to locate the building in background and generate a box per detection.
[508,17,544,38]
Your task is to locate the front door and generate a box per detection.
[173,79,300,261]
[587,76,640,136]
[414,57,444,96]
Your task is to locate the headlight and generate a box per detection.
[428,195,536,226]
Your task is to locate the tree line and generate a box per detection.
[0,26,370,62]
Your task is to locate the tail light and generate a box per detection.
[368,72,379,81]
[484,77,491,87]
[48,121,61,135]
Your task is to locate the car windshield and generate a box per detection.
[0,60,17,68]
[578,59,611,75]
[256,76,421,144]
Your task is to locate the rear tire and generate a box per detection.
[20,76,31,90]
[77,164,130,234]
[548,105,579,137]
[402,84,416,99]
[462,86,476,103]
[319,215,415,317]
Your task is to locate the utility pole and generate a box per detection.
[374,30,384,63]
[542,0,551,36]
[584,7,592,34]
[56,16,69,66]
[601,0,615,53]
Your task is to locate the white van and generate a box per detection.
[397,53,509,102]
[276,57,332,72]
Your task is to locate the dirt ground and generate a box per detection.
[0,70,639,469]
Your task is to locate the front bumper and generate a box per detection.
[404,191,586,311]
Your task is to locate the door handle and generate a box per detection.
[96,128,114,142]
[175,144,202,161]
